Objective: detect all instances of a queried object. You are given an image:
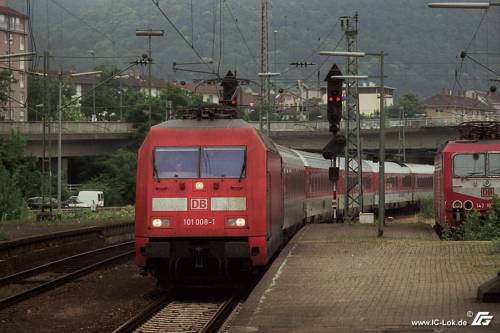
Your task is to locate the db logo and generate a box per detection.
[190,198,208,210]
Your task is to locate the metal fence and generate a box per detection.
[0,121,135,135]
[249,116,499,131]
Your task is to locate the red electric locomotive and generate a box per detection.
[135,113,308,282]
[435,122,500,227]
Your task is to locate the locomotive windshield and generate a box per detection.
[154,147,199,178]
[453,153,486,177]
[154,146,246,179]
[201,147,245,178]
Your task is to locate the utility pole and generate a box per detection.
[57,70,63,216]
[89,50,96,121]
[340,13,363,219]
[378,52,386,237]
[260,0,269,134]
[7,32,11,120]
[136,29,165,128]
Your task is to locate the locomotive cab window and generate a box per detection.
[154,147,199,178]
[488,153,500,176]
[201,147,246,178]
[453,153,486,177]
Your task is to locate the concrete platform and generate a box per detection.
[230,223,500,332]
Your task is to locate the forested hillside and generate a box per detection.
[9,0,500,97]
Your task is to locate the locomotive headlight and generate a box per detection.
[195,181,204,190]
[464,200,473,210]
[151,218,171,228]
[452,200,462,209]
[226,217,246,227]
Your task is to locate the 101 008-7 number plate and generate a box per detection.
[183,218,216,226]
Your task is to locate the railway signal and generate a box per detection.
[220,70,239,107]
[325,64,343,134]
[322,64,346,160]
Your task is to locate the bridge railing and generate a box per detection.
[249,116,497,131]
[0,121,135,135]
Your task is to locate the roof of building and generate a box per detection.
[67,71,167,89]
[0,6,28,19]
[424,93,489,110]
[179,82,222,95]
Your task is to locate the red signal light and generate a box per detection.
[328,95,342,103]
[230,100,237,106]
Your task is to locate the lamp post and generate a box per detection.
[136,29,165,128]
[428,1,499,8]
[258,72,281,136]
[320,50,386,236]
[114,74,129,121]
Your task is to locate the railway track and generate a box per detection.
[113,295,241,333]
[0,241,134,309]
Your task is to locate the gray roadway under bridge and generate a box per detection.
[0,120,460,164]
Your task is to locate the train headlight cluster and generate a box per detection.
[226,217,246,227]
[452,200,462,209]
[195,182,204,190]
[151,218,171,228]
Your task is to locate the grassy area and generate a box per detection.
[16,206,134,224]
[419,198,434,219]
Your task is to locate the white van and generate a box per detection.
[77,191,104,208]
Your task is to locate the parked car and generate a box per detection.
[27,197,58,209]
[63,196,89,208]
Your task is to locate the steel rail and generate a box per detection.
[0,241,134,286]
[111,295,172,333]
[113,296,239,333]
[0,249,133,309]
[200,296,238,333]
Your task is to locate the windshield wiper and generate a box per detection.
[152,155,160,183]
[238,155,246,182]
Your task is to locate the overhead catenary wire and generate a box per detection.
[224,0,259,71]
[150,0,219,78]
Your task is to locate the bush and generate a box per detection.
[0,164,29,221]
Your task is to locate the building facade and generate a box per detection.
[423,90,492,121]
[0,0,28,121]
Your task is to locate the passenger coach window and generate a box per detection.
[488,153,500,176]
[154,147,199,178]
[453,153,485,177]
[201,147,246,178]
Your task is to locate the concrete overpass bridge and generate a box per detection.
[0,118,463,163]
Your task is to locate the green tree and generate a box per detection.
[28,75,77,121]
[388,93,425,119]
[0,130,41,199]
[0,164,28,221]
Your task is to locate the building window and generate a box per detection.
[15,17,21,30]
[19,35,24,51]
[19,73,24,89]
[0,15,6,29]
[9,17,14,29]
[20,93,25,105]
[19,60,24,70]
